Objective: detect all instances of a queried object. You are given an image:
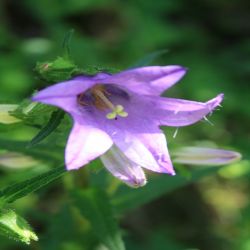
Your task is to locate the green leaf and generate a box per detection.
[0,209,38,245]
[73,188,125,250]
[62,29,75,58]
[0,139,62,163]
[129,49,168,68]
[112,166,221,213]
[40,204,98,250]
[27,109,65,147]
[10,99,55,126]
[0,166,66,205]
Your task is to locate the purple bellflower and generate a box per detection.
[32,66,223,187]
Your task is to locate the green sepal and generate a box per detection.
[82,66,120,76]
[0,209,38,245]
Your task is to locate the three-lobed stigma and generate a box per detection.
[106,105,128,120]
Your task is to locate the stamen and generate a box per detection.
[93,88,116,111]
[92,86,128,120]
[77,93,89,106]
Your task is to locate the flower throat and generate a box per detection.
[77,84,128,120]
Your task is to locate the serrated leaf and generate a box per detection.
[112,166,222,213]
[73,188,125,250]
[28,109,65,147]
[0,209,38,245]
[0,166,66,205]
[129,49,168,69]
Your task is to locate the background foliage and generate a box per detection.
[0,0,249,249]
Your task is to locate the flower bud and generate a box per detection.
[0,152,39,169]
[0,104,21,124]
[35,57,80,83]
[0,209,38,245]
[173,147,241,166]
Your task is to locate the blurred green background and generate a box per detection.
[0,0,249,249]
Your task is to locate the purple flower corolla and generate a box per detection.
[32,66,223,187]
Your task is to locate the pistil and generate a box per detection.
[92,86,128,120]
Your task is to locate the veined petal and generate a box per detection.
[136,131,175,175]
[65,119,113,170]
[110,132,162,173]
[150,93,224,127]
[100,66,187,96]
[100,145,146,187]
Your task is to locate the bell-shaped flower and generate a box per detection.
[32,66,223,187]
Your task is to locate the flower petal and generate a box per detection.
[108,131,163,173]
[78,91,172,174]
[100,66,187,96]
[136,131,175,175]
[31,73,113,111]
[149,93,224,127]
[100,146,146,187]
[32,96,78,113]
[65,119,113,170]
[32,72,110,101]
